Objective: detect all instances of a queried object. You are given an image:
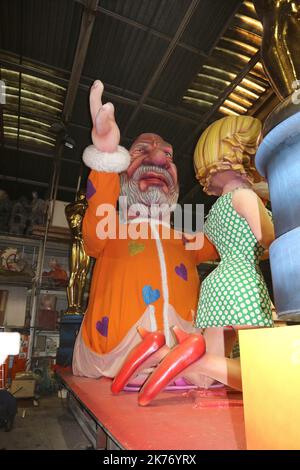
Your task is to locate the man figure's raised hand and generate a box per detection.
[89,80,120,153]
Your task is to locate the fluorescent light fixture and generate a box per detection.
[202,65,237,80]
[5,86,63,107]
[221,37,258,55]
[235,85,260,99]
[227,92,253,107]
[219,106,239,116]
[235,14,263,31]
[3,113,51,128]
[241,77,266,92]
[187,89,219,101]
[223,99,248,113]
[4,131,55,147]
[215,47,251,62]
[197,73,230,86]
[183,96,213,106]
[4,126,55,142]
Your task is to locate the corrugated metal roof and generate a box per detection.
[0,0,83,71]
[1,55,66,151]
[150,46,205,104]
[181,0,240,52]
[126,108,198,153]
[99,0,192,37]
[182,1,270,119]
[83,14,169,94]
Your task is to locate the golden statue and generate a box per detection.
[254,0,300,100]
[65,191,91,315]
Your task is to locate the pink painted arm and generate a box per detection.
[232,188,275,249]
[89,80,120,152]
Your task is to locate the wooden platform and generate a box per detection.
[58,369,246,450]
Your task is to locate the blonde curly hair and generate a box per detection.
[193,115,263,195]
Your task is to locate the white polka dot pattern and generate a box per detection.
[195,191,273,328]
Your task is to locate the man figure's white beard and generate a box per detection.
[120,169,179,221]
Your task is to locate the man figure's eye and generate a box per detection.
[165,151,172,158]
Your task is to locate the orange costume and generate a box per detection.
[72,145,218,379]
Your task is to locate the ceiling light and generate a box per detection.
[221,37,258,55]
[241,78,266,92]
[197,73,230,86]
[4,126,55,142]
[227,92,253,107]
[4,131,55,147]
[215,47,251,62]
[235,14,263,31]
[5,93,62,112]
[187,89,219,101]
[235,85,260,99]
[219,106,239,116]
[3,113,51,128]
[202,65,237,80]
[223,99,248,113]
[183,97,213,106]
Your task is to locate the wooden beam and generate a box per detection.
[62,0,98,123]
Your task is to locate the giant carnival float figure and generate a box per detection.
[73,78,276,405]
[72,80,218,382]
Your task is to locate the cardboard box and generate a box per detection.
[239,325,300,450]
[10,379,36,398]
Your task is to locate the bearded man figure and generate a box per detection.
[72,81,218,380]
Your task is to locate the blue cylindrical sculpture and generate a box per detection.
[56,314,83,366]
[256,108,300,320]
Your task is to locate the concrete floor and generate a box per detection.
[0,395,92,450]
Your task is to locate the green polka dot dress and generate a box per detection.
[195,191,273,328]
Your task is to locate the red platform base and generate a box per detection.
[58,369,246,450]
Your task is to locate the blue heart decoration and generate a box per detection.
[142,285,160,305]
[96,316,109,337]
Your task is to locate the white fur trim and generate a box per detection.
[82,145,130,173]
[148,305,157,332]
[150,222,171,346]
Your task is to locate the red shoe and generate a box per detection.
[138,327,206,406]
[111,327,165,394]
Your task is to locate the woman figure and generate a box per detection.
[186,114,275,389]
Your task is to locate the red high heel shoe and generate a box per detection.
[111,327,166,394]
[138,327,206,406]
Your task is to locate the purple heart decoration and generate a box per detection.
[175,263,188,281]
[86,179,96,200]
[96,316,109,337]
[142,285,160,305]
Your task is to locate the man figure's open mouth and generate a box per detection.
[135,166,173,194]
